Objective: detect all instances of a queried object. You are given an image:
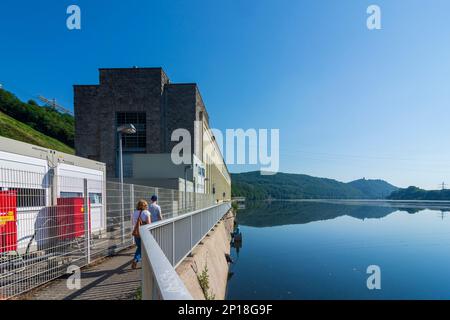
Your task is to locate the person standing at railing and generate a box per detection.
[131,199,151,269]
[148,195,162,222]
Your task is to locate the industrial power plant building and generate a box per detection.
[74,67,231,202]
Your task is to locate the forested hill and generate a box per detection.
[231,171,398,200]
[0,88,74,153]
[387,186,450,200]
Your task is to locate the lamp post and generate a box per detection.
[117,124,136,244]
[184,164,192,212]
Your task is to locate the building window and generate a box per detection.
[7,188,46,208]
[116,112,146,152]
[89,193,103,205]
[60,192,83,198]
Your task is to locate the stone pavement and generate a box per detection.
[22,247,141,300]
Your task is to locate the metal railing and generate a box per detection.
[140,202,232,300]
[0,166,216,299]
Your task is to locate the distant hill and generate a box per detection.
[348,178,398,199]
[231,171,398,200]
[0,88,74,147]
[387,186,450,200]
[0,88,74,153]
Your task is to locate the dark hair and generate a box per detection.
[151,195,158,202]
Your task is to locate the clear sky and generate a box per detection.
[1,0,450,189]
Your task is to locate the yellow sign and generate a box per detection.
[0,211,15,223]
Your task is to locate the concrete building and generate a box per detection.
[74,67,230,201]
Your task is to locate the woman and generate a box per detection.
[131,199,151,269]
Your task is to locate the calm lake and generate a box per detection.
[226,200,450,299]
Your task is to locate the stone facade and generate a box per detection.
[74,68,208,178]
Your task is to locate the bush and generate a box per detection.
[197,263,215,300]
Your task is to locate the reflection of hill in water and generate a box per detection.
[236,201,433,227]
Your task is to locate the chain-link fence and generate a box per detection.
[0,167,215,299]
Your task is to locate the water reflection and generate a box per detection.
[236,200,450,227]
[226,200,450,300]
[230,225,243,256]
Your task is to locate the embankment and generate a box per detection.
[176,209,235,300]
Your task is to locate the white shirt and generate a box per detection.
[148,203,162,222]
[132,209,151,227]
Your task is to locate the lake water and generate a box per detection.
[225,200,450,299]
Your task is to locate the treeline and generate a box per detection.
[231,171,398,200]
[0,89,74,147]
[387,186,450,200]
[231,181,269,200]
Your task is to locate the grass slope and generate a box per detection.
[0,89,74,147]
[0,111,74,154]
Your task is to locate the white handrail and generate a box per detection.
[140,202,231,300]
[140,227,193,300]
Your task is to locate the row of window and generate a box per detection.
[60,192,103,205]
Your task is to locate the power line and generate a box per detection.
[37,95,73,115]
[0,81,73,116]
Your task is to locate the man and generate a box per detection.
[148,195,162,222]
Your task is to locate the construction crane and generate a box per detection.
[37,95,73,115]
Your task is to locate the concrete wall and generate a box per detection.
[202,120,231,202]
[176,209,235,300]
[74,68,169,177]
[132,153,192,180]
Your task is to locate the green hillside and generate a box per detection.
[387,186,450,200]
[0,88,74,147]
[0,111,74,154]
[231,171,398,200]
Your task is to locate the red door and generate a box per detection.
[0,190,17,253]
[56,197,89,240]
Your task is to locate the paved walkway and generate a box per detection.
[23,248,141,300]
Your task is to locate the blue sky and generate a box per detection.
[1,0,450,189]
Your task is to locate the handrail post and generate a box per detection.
[190,214,193,248]
[141,243,153,300]
[172,221,175,265]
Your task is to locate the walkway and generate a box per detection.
[21,248,141,300]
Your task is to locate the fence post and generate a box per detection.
[83,178,91,264]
